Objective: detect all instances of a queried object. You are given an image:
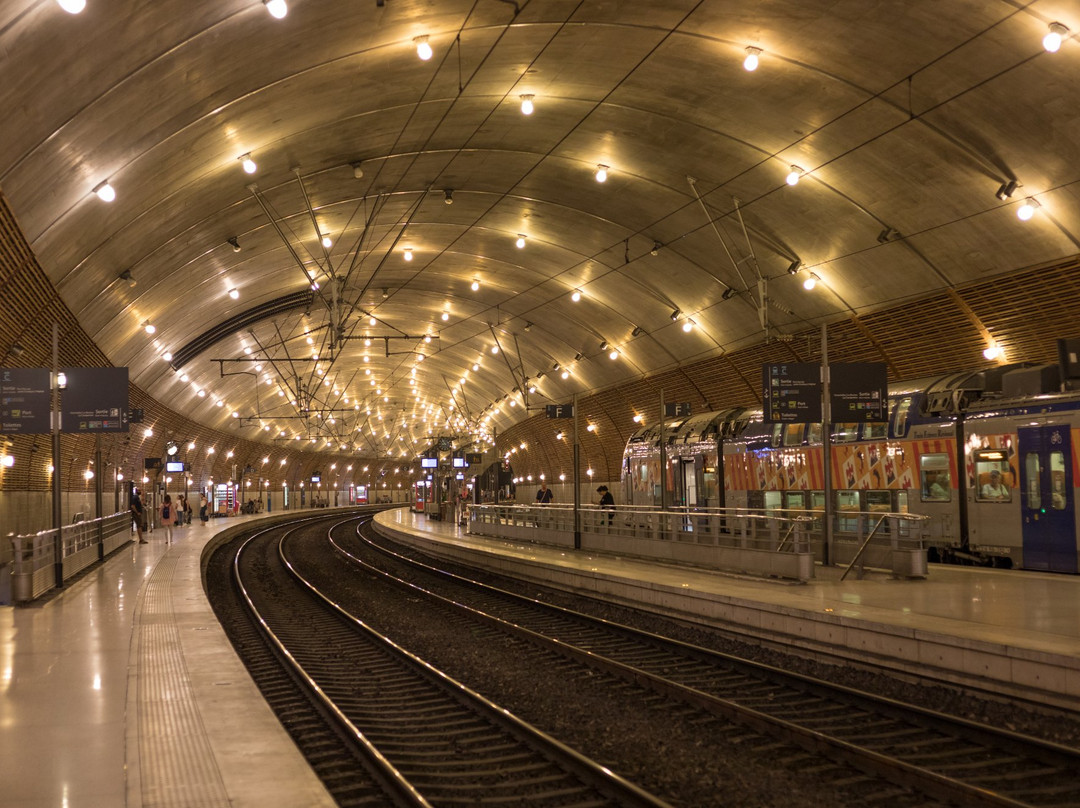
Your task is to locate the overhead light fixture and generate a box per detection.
[516,234,526,249]
[519,94,534,115]
[228,288,239,300]
[1043,22,1068,53]
[785,165,804,186]
[743,46,761,71]
[441,312,449,321]
[119,269,136,288]
[491,345,500,355]
[321,236,332,249]
[403,247,413,261]
[721,287,737,301]
[595,164,608,183]
[631,326,644,337]
[1017,198,1040,220]
[143,320,156,335]
[803,272,820,290]
[876,227,898,243]
[996,180,1018,200]
[650,241,661,256]
[609,350,619,360]
[57,0,86,14]
[351,162,364,179]
[443,189,454,204]
[571,289,582,302]
[599,341,609,351]
[263,0,287,19]
[162,351,173,362]
[786,259,802,275]
[471,279,480,291]
[682,320,694,333]
[414,35,433,61]
[93,180,116,203]
[670,308,681,321]
[56,372,67,390]
[239,153,257,174]
[226,237,242,253]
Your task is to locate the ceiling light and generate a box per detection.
[369,315,376,325]
[443,189,454,204]
[227,237,241,252]
[599,341,609,351]
[721,287,738,301]
[595,164,608,183]
[786,260,802,275]
[263,0,287,18]
[983,342,1005,361]
[93,180,116,203]
[1044,22,1068,53]
[119,269,136,287]
[520,94,534,115]
[1017,198,1039,221]
[682,320,694,332]
[57,0,86,13]
[670,308,681,321]
[803,272,820,290]
[403,247,413,261]
[650,241,661,256]
[995,180,1018,201]
[743,46,761,71]
[441,311,449,321]
[516,234,526,249]
[571,290,582,302]
[491,345,499,354]
[162,352,172,361]
[239,153,257,174]
[228,288,239,299]
[609,350,619,360]
[143,320,156,335]
[876,227,898,243]
[321,236,332,249]
[471,279,480,291]
[414,35,433,60]
[631,326,644,337]
[785,165,804,186]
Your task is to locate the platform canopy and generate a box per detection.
[1,0,1078,460]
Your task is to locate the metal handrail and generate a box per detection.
[839,511,931,581]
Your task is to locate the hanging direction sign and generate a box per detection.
[762,363,822,423]
[546,403,574,418]
[0,368,51,434]
[61,367,129,432]
[830,363,889,422]
[664,402,692,417]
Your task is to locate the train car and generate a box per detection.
[621,363,1080,574]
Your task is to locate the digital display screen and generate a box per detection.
[310,475,321,483]
[165,461,184,473]
[421,457,438,468]
[452,456,465,468]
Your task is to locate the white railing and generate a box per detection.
[7,512,132,602]
[464,503,930,582]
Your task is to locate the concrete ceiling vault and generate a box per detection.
[2,0,1079,470]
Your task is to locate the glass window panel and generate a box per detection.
[975,457,1012,502]
[1050,451,1066,510]
[807,423,822,444]
[863,422,888,440]
[785,491,806,509]
[866,490,891,511]
[1025,453,1041,509]
[920,453,951,502]
[894,397,912,438]
[763,490,782,511]
[833,423,859,443]
[783,424,804,446]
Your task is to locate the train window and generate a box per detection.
[1025,453,1041,509]
[833,423,859,443]
[894,397,912,438]
[865,490,891,512]
[785,491,806,510]
[863,422,888,440]
[783,424,804,446]
[771,423,783,448]
[763,490,782,511]
[896,490,908,514]
[809,491,826,511]
[974,455,1012,502]
[920,453,951,502]
[807,423,822,444]
[1050,451,1066,510]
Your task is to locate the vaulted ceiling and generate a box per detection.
[2,0,1079,464]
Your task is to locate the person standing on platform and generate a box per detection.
[160,494,179,545]
[200,492,209,523]
[597,485,615,525]
[131,489,147,544]
[536,482,553,504]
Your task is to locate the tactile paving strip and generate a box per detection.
[132,554,231,807]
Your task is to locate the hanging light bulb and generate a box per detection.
[93,180,116,202]
[1043,22,1068,53]
[515,234,526,249]
[471,279,480,291]
[786,165,803,186]
[321,236,332,249]
[414,35,433,60]
[609,350,619,360]
[239,153,257,174]
[143,320,156,335]
[263,0,287,19]
[520,94,534,115]
[682,320,694,332]
[571,290,582,302]
[743,46,761,71]
[803,272,819,290]
[595,164,608,183]
[983,342,1005,361]
[403,247,413,261]
[57,0,86,13]
[1017,198,1039,221]
[228,288,239,300]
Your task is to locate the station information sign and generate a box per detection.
[0,368,51,434]
[61,367,129,432]
[546,403,574,418]
[830,363,888,422]
[663,402,692,417]
[763,363,822,423]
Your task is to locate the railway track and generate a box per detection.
[322,516,1080,808]
[214,514,672,808]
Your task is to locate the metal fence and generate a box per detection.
[7,512,133,602]
[465,503,929,582]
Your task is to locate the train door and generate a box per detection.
[1018,425,1078,573]
[681,459,698,507]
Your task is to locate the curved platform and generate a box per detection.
[374,508,1080,713]
[0,514,334,808]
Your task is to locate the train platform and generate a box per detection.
[373,507,1080,713]
[0,513,335,808]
